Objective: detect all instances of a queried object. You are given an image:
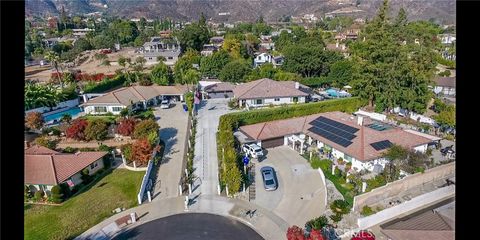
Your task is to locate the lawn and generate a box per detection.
[24,169,144,240]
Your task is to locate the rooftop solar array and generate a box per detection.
[367,122,392,131]
[370,140,393,151]
[308,116,359,147]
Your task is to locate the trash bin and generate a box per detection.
[183,104,188,112]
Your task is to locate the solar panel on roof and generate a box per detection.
[370,140,393,151]
[308,126,353,147]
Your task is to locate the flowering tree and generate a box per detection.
[308,229,324,240]
[287,225,306,240]
[25,112,44,130]
[65,119,88,140]
[116,118,136,136]
[133,119,159,139]
[131,139,153,165]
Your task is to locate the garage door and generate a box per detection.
[261,137,284,148]
[208,92,234,99]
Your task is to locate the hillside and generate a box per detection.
[25,0,456,24]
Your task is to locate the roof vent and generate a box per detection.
[295,82,300,89]
[357,116,364,126]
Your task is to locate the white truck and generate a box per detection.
[242,143,264,159]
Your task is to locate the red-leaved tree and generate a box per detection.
[131,139,153,165]
[25,112,45,130]
[65,119,88,140]
[116,118,136,136]
[287,226,306,240]
[308,229,324,240]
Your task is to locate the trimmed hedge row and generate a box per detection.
[84,75,126,93]
[217,97,367,194]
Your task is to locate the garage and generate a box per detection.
[261,137,285,148]
[208,92,234,99]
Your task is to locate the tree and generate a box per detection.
[305,216,329,230]
[25,83,62,110]
[147,130,159,147]
[84,119,109,141]
[151,62,172,85]
[133,119,159,139]
[182,68,201,90]
[50,185,64,203]
[132,138,153,165]
[328,60,357,87]
[121,144,133,162]
[35,136,57,150]
[174,49,201,83]
[73,38,92,52]
[25,112,44,130]
[200,49,231,78]
[274,30,295,52]
[282,44,343,77]
[65,118,88,140]
[45,51,63,87]
[91,34,115,49]
[219,59,251,83]
[175,22,210,51]
[434,106,455,128]
[116,118,136,136]
[286,226,306,240]
[222,37,242,59]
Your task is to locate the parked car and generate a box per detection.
[310,94,324,102]
[440,145,454,156]
[242,143,264,159]
[160,99,171,109]
[261,166,277,191]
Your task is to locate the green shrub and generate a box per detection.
[365,175,387,192]
[84,119,109,141]
[59,183,71,199]
[361,205,375,216]
[305,215,329,230]
[25,185,32,198]
[34,190,44,201]
[81,168,92,184]
[330,199,350,215]
[329,213,343,223]
[84,75,126,93]
[133,119,159,139]
[63,146,77,153]
[35,136,58,150]
[50,185,63,203]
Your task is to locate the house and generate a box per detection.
[80,85,188,115]
[237,111,433,172]
[72,28,94,37]
[232,78,310,108]
[259,39,275,51]
[439,34,456,45]
[204,82,235,99]
[210,36,225,47]
[25,145,107,194]
[201,44,219,56]
[271,28,292,37]
[326,42,349,57]
[253,53,283,68]
[432,77,455,96]
[139,37,181,65]
[380,200,455,240]
[335,29,360,41]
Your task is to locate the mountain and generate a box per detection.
[25,0,456,24]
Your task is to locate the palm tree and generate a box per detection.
[182,68,200,91]
[45,51,63,88]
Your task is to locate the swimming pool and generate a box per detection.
[43,107,83,122]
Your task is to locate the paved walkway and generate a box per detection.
[193,99,234,196]
[152,104,189,200]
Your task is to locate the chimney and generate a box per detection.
[295,82,299,89]
[357,116,364,126]
[336,41,339,48]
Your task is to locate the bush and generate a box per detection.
[329,213,342,223]
[116,118,136,136]
[34,190,44,201]
[121,144,133,163]
[84,119,109,141]
[83,74,126,93]
[305,215,329,230]
[25,185,32,198]
[330,199,350,215]
[50,185,63,203]
[81,168,92,184]
[131,139,153,165]
[133,119,159,139]
[42,127,62,136]
[66,119,88,140]
[59,183,71,199]
[361,205,375,216]
[25,112,45,130]
[63,146,77,153]
[228,98,239,109]
[35,136,58,150]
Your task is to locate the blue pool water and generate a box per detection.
[43,107,83,122]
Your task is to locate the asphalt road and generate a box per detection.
[114,213,264,240]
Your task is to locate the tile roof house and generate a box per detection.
[204,82,235,99]
[139,37,181,65]
[238,111,433,172]
[381,201,455,240]
[25,146,107,194]
[80,85,188,115]
[432,77,455,96]
[232,78,310,108]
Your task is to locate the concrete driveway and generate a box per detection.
[152,102,189,200]
[253,146,327,227]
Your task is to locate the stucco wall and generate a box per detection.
[26,98,80,114]
[245,96,306,107]
[352,162,455,212]
[84,105,126,115]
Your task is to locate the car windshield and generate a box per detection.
[255,149,262,152]
[265,179,275,185]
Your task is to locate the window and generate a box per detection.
[149,57,152,60]
[90,162,98,169]
[256,99,263,105]
[94,106,107,113]
[292,97,299,103]
[344,154,352,162]
[168,57,173,60]
[112,107,122,112]
[274,98,280,101]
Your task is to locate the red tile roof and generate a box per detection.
[434,77,455,88]
[25,148,107,185]
[24,145,59,155]
[233,78,308,100]
[238,111,432,162]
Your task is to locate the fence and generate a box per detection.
[179,114,193,194]
[137,159,154,204]
[317,169,328,208]
[26,98,80,114]
[352,162,455,212]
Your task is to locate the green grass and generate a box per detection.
[24,169,144,240]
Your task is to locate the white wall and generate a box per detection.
[414,144,428,153]
[245,96,306,107]
[84,105,126,115]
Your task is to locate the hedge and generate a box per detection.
[84,74,126,93]
[217,97,367,195]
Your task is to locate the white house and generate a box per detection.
[80,85,188,115]
[25,145,107,195]
[232,78,310,108]
[139,37,181,65]
[237,112,433,173]
[254,53,283,68]
[432,77,455,96]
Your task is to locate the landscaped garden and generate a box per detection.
[24,169,144,240]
